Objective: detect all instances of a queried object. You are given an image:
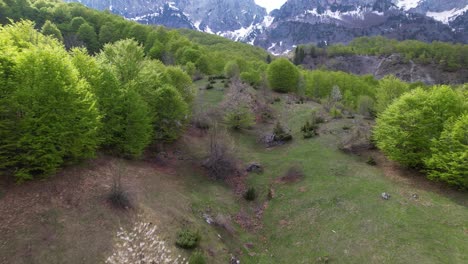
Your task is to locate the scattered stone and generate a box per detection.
[381,192,391,200]
[412,194,419,199]
[202,213,214,224]
[230,255,240,264]
[246,163,263,173]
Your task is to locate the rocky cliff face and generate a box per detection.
[67,0,468,54]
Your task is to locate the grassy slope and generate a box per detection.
[0,78,466,264]
[197,79,468,263]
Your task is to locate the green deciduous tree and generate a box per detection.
[4,44,100,181]
[77,23,99,53]
[163,66,194,104]
[375,75,409,114]
[41,20,63,42]
[152,85,189,142]
[71,48,152,158]
[267,58,299,93]
[224,60,240,79]
[373,86,465,168]
[425,115,468,188]
[100,39,145,84]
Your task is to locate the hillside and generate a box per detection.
[0,1,467,264]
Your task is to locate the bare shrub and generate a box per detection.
[106,221,186,264]
[108,162,131,210]
[202,124,239,180]
[191,110,212,131]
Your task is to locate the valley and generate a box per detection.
[0,1,467,263]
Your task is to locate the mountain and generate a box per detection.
[65,0,267,35]
[67,0,468,53]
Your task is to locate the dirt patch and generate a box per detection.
[275,165,305,184]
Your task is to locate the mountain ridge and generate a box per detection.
[66,0,468,53]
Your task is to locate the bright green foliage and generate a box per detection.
[117,88,153,157]
[303,70,376,107]
[77,23,99,53]
[163,66,194,104]
[71,48,152,158]
[185,62,196,77]
[100,39,145,84]
[425,115,468,188]
[374,86,465,168]
[267,58,299,93]
[152,85,189,142]
[195,55,211,75]
[224,106,255,130]
[240,71,261,86]
[375,75,409,114]
[41,20,63,42]
[224,60,240,78]
[1,38,100,181]
[357,95,375,117]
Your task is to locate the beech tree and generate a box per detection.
[267,58,299,93]
[41,20,63,42]
[152,85,189,142]
[77,23,99,53]
[425,115,468,188]
[373,86,465,168]
[71,48,152,157]
[375,75,409,114]
[2,42,100,181]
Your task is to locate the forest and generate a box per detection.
[294,36,468,71]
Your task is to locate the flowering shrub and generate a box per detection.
[106,221,187,264]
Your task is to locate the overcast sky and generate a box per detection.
[255,0,287,12]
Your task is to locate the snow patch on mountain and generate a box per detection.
[395,0,423,11]
[427,6,468,24]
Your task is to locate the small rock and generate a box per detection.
[412,194,419,199]
[202,213,214,224]
[381,192,391,200]
[246,163,263,173]
[230,255,240,264]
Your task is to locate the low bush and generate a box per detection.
[366,157,377,166]
[175,228,200,249]
[192,112,211,130]
[330,107,342,119]
[273,122,293,142]
[203,126,239,180]
[224,106,255,130]
[244,187,257,201]
[108,170,131,209]
[189,251,206,264]
[301,121,318,139]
